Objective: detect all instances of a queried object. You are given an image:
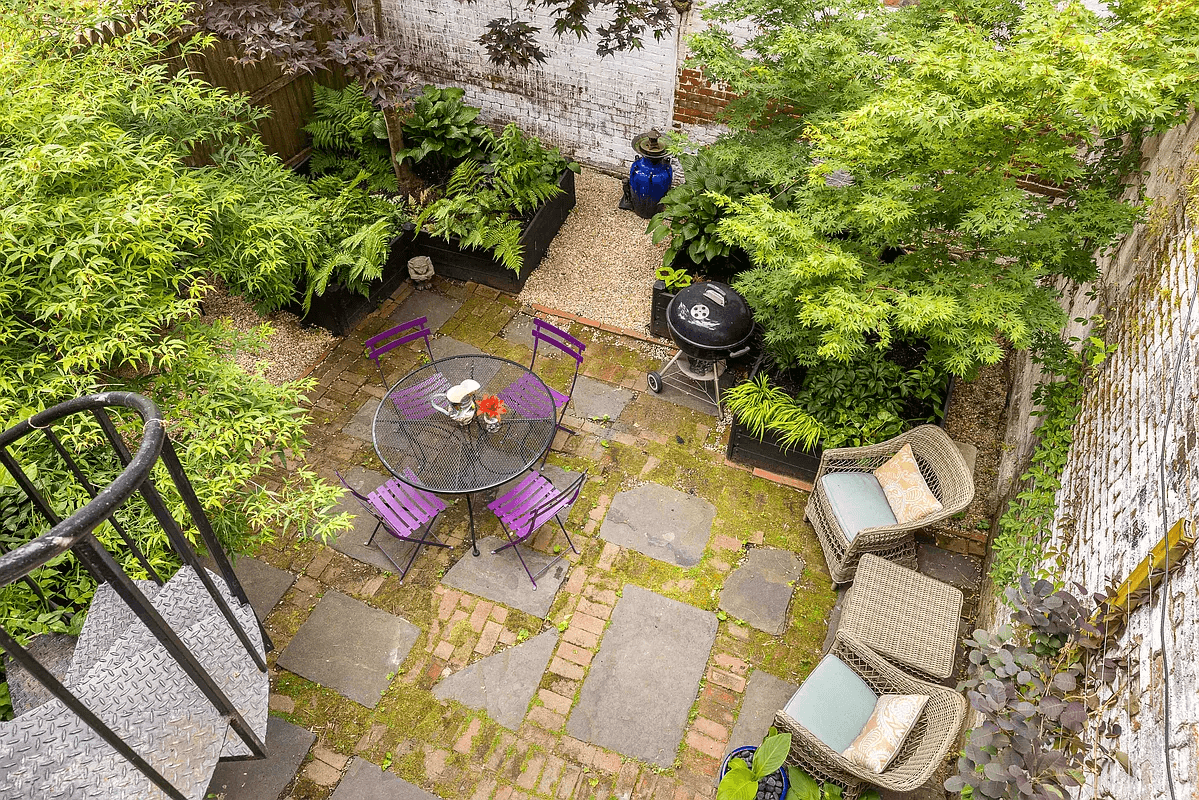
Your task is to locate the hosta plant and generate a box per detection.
[398,86,494,178]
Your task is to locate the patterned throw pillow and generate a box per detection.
[873,443,943,524]
[841,694,929,773]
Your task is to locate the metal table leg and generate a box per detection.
[467,493,480,556]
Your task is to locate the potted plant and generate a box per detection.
[650,264,692,339]
[718,731,791,800]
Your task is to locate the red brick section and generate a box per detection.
[673,68,737,127]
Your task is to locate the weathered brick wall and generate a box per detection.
[358,0,685,172]
[984,113,1199,799]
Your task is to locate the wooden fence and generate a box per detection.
[185,39,345,167]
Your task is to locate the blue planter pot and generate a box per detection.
[719,745,790,800]
[629,155,672,219]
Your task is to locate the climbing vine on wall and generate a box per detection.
[989,320,1117,589]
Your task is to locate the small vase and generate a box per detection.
[481,414,501,433]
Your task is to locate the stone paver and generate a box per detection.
[441,536,568,618]
[206,717,315,800]
[327,466,440,575]
[599,483,716,568]
[392,290,464,333]
[566,584,718,766]
[435,337,486,358]
[277,591,418,708]
[643,365,723,417]
[723,671,798,758]
[227,557,297,622]
[343,398,381,442]
[916,541,982,591]
[499,312,536,349]
[718,548,804,635]
[569,375,634,422]
[433,630,559,729]
[329,758,438,800]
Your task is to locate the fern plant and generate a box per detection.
[412,129,572,272]
[305,173,402,308]
[304,82,395,192]
[414,160,524,272]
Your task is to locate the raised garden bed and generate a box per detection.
[297,169,575,333]
[726,355,955,484]
[395,168,576,294]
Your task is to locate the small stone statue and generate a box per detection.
[408,255,434,288]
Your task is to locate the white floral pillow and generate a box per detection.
[873,443,943,524]
[841,694,929,773]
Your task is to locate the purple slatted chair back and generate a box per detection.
[390,372,451,422]
[528,318,586,433]
[487,470,587,586]
[365,317,435,387]
[531,319,585,366]
[336,468,448,580]
[493,472,586,540]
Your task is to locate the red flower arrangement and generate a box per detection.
[476,394,508,418]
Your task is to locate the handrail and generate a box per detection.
[0,392,164,587]
[0,392,272,797]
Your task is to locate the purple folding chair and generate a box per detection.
[364,317,436,387]
[497,318,585,432]
[336,469,450,581]
[487,471,586,588]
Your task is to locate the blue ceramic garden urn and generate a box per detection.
[629,129,672,219]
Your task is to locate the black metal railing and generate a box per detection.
[0,392,271,800]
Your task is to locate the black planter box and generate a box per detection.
[725,363,956,484]
[650,280,675,340]
[287,248,412,336]
[399,168,576,294]
[297,169,575,333]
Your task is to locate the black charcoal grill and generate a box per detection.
[646,281,755,415]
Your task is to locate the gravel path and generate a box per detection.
[519,168,665,334]
[200,281,335,386]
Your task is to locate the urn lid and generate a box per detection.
[633,129,668,158]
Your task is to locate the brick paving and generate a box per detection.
[232,277,854,800]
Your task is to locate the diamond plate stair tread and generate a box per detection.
[0,684,226,799]
[65,579,161,687]
[0,566,269,798]
[5,633,77,717]
[71,567,267,760]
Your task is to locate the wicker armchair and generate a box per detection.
[804,425,973,584]
[774,635,967,800]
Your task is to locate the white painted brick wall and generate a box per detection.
[359,0,682,173]
[988,113,1199,799]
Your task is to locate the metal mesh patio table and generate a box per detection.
[373,354,557,556]
[836,553,963,680]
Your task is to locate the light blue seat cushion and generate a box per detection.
[820,472,898,542]
[782,654,879,752]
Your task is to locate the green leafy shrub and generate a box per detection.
[398,85,494,179]
[0,0,351,716]
[305,174,402,309]
[304,82,395,192]
[647,147,758,279]
[725,349,949,451]
[655,264,692,292]
[688,0,1199,379]
[412,124,571,272]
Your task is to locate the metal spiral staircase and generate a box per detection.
[0,393,271,800]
